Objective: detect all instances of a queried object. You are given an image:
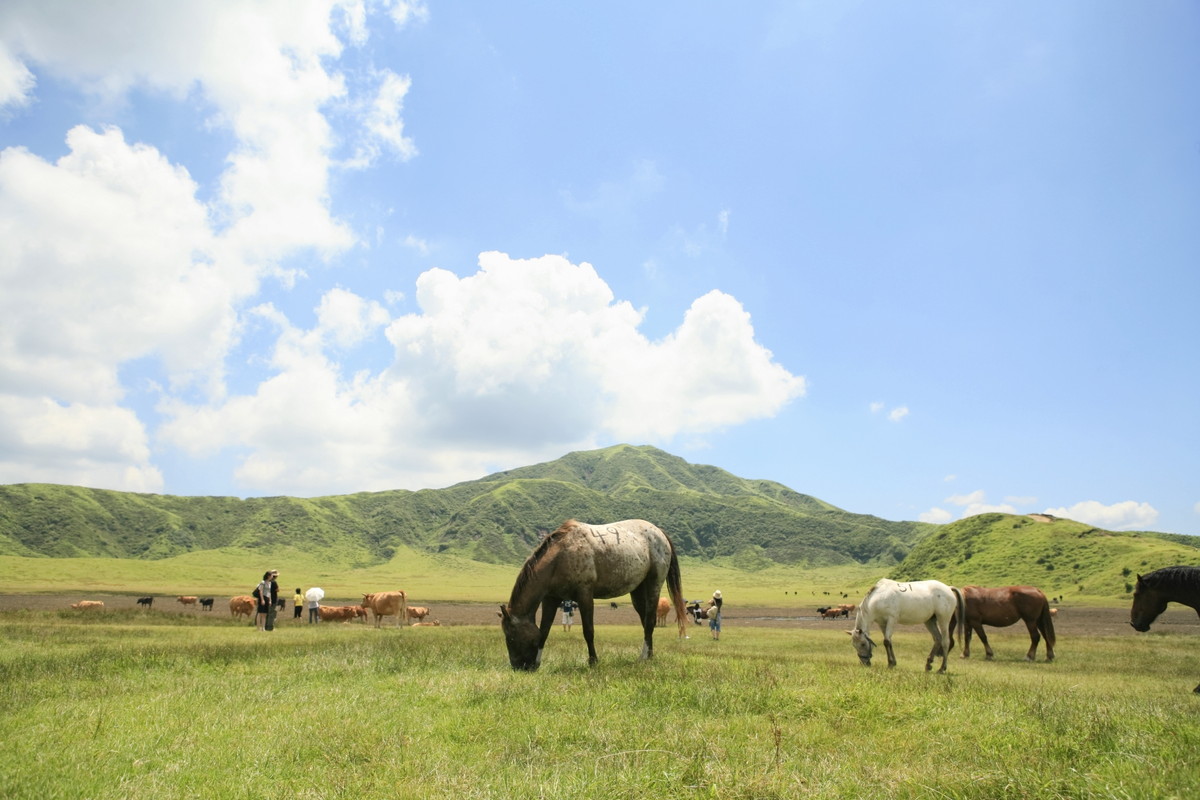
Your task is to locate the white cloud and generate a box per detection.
[943,490,1016,520]
[0,1,377,492]
[1042,500,1159,532]
[943,474,957,483]
[1194,501,1200,516]
[919,507,953,524]
[0,42,33,109]
[344,69,417,168]
[161,253,806,494]
[869,401,907,421]
[717,209,730,236]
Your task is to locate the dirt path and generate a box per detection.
[6,593,1199,636]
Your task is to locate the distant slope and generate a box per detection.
[0,444,933,567]
[893,513,1200,599]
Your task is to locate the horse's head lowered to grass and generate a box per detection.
[848,628,876,666]
[499,604,542,671]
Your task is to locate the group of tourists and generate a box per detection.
[253,569,323,630]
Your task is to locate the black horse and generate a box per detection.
[1129,566,1200,692]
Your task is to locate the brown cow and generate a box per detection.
[318,605,362,623]
[405,605,430,623]
[176,596,199,607]
[656,597,671,627]
[361,591,407,628]
[229,595,255,619]
[71,600,105,611]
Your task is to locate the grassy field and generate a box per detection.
[0,550,892,607]
[2,608,1198,799]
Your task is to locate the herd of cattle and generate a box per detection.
[71,592,436,626]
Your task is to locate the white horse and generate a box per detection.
[848,578,964,673]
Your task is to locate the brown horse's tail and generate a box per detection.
[951,586,966,653]
[1039,597,1056,650]
[667,539,687,640]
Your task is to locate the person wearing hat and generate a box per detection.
[706,590,723,640]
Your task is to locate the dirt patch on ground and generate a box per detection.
[6,594,1199,637]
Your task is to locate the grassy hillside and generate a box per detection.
[3,445,1198,603]
[0,444,934,569]
[893,513,1200,601]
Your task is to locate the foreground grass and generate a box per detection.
[1,611,1198,799]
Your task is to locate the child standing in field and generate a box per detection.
[707,590,723,641]
[561,599,575,631]
[293,588,303,619]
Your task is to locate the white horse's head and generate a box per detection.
[848,628,875,666]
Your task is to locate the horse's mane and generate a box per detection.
[1144,566,1200,594]
[507,520,578,604]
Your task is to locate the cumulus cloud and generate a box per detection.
[1042,500,1159,532]
[161,253,805,494]
[0,1,392,491]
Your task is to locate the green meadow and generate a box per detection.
[2,608,1198,799]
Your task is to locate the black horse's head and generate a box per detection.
[848,628,875,666]
[499,605,542,671]
[1129,574,1167,632]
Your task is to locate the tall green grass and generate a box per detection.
[1,611,1197,799]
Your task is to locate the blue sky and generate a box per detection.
[1,2,1197,535]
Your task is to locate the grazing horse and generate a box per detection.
[1130,566,1200,692]
[848,578,964,673]
[500,519,687,671]
[959,585,1056,662]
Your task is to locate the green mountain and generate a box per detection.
[0,444,931,567]
[892,512,1200,599]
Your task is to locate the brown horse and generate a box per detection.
[959,585,1056,662]
[500,519,687,671]
[1130,566,1200,692]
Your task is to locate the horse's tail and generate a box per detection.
[951,586,966,653]
[1039,597,1056,650]
[667,539,687,640]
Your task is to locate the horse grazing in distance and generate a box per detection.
[959,585,1056,662]
[849,578,964,674]
[500,519,687,671]
[1130,566,1200,693]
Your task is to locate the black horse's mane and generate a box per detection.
[1143,566,1200,607]
[508,520,577,604]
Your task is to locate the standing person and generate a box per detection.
[254,571,272,631]
[265,570,280,631]
[293,587,303,620]
[561,599,575,631]
[707,590,723,641]
[307,589,321,624]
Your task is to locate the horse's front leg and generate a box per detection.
[577,596,599,666]
[536,597,558,668]
[924,619,949,673]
